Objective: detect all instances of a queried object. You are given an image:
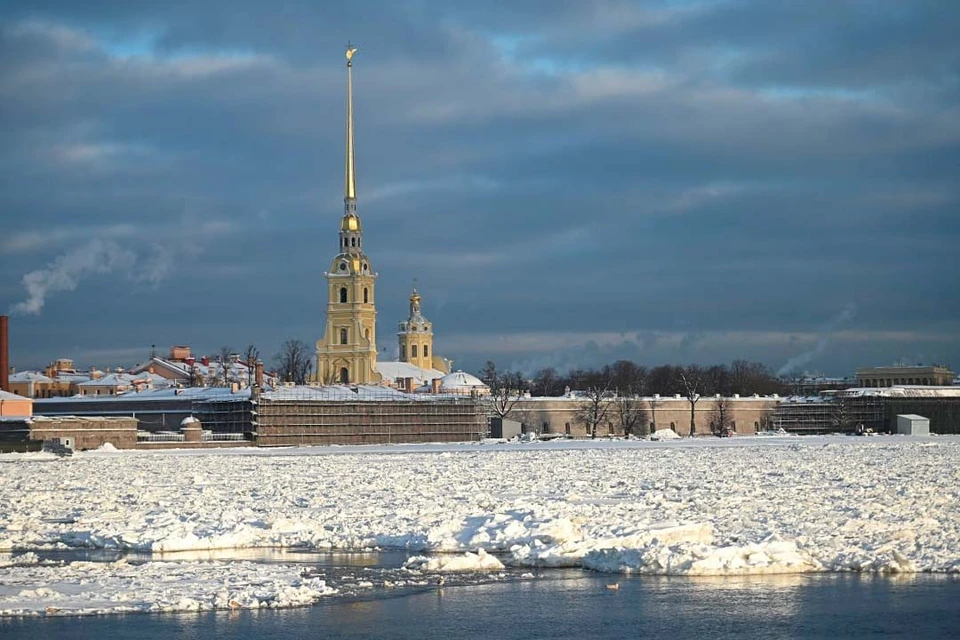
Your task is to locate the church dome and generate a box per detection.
[439,370,489,395]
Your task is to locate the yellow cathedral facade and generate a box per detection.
[313,47,450,386]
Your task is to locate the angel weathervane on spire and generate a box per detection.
[346,42,357,66]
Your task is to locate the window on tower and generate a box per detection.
[412,345,418,358]
[351,237,356,247]
[339,287,348,303]
[340,328,348,345]
[363,288,368,303]
[400,345,406,360]
[423,345,429,358]
[339,367,349,384]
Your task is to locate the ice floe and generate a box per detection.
[404,549,505,572]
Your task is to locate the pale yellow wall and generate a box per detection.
[7,380,76,399]
[315,273,381,385]
[508,396,779,437]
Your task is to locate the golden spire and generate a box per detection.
[344,43,357,204]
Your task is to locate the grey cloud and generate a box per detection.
[0,1,957,374]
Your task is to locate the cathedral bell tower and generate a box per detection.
[314,46,381,385]
[397,287,433,370]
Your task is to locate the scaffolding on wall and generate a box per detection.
[253,385,487,446]
[192,396,255,434]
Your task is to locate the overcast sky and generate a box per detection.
[1,1,958,378]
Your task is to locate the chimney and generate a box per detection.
[255,360,264,389]
[0,315,8,392]
[431,378,441,394]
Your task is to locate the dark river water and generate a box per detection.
[3,568,958,639]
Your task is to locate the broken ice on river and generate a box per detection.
[1,436,958,616]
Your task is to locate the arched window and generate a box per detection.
[339,287,347,303]
[340,328,348,345]
[400,345,406,360]
[364,328,370,340]
[343,238,348,247]
[339,367,349,384]
[363,288,369,303]
[423,345,429,358]
[412,345,418,358]
[351,237,356,247]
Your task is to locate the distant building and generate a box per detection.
[786,375,857,395]
[7,358,93,398]
[130,346,276,388]
[855,365,954,387]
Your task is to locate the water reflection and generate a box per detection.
[29,547,410,567]
[2,571,959,640]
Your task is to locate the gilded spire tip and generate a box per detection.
[344,43,357,204]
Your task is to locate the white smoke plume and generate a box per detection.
[776,303,857,377]
[11,238,138,315]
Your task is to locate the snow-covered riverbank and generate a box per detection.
[1,436,958,615]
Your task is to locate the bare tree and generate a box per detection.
[831,396,850,433]
[709,396,733,437]
[243,343,260,388]
[275,339,313,385]
[612,386,649,437]
[576,379,612,439]
[480,360,526,419]
[531,367,563,396]
[212,345,233,387]
[678,365,704,437]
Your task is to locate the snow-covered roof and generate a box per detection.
[78,373,134,387]
[0,389,30,401]
[439,370,487,391]
[839,386,960,398]
[263,385,433,402]
[35,386,252,403]
[131,356,191,378]
[8,371,53,383]
[56,373,92,384]
[376,361,444,386]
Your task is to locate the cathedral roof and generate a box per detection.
[376,361,444,387]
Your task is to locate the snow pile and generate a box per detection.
[582,534,820,575]
[0,559,336,616]
[0,437,958,582]
[649,429,681,441]
[95,443,118,452]
[511,522,713,568]
[404,549,505,572]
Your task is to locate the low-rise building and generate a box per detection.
[0,389,32,418]
[856,365,954,387]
